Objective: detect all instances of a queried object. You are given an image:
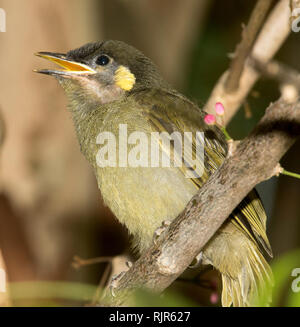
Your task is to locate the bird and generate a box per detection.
[35,40,273,306]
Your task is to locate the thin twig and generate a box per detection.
[0,249,10,306]
[0,107,5,151]
[225,0,273,92]
[204,0,292,124]
[251,58,300,90]
[91,262,112,305]
[72,255,113,269]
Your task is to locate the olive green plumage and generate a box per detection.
[37,40,273,306]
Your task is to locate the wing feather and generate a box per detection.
[133,89,271,256]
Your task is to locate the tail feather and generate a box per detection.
[220,240,273,307]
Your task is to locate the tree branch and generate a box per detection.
[225,0,273,92]
[0,249,10,306]
[204,0,292,124]
[251,58,300,90]
[0,107,5,153]
[251,58,300,103]
[102,99,300,306]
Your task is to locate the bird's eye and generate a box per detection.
[96,55,110,66]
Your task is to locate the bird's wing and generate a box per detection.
[132,88,272,256]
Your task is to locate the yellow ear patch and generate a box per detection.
[114,66,136,91]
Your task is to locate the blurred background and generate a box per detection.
[0,0,299,306]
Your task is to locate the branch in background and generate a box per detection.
[102,99,300,306]
[0,108,5,153]
[0,111,8,306]
[204,0,293,124]
[251,58,300,100]
[0,249,10,306]
[225,0,273,92]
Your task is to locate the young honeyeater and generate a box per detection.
[35,40,273,306]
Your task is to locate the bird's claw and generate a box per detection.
[125,260,133,269]
[109,260,132,297]
[110,272,126,297]
[189,252,203,268]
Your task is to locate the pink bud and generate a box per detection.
[204,114,216,125]
[215,102,225,116]
[210,292,219,304]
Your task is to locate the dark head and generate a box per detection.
[35,40,169,105]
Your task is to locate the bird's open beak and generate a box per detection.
[34,52,96,76]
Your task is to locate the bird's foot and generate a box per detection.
[189,252,203,268]
[153,220,171,245]
[109,261,132,297]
